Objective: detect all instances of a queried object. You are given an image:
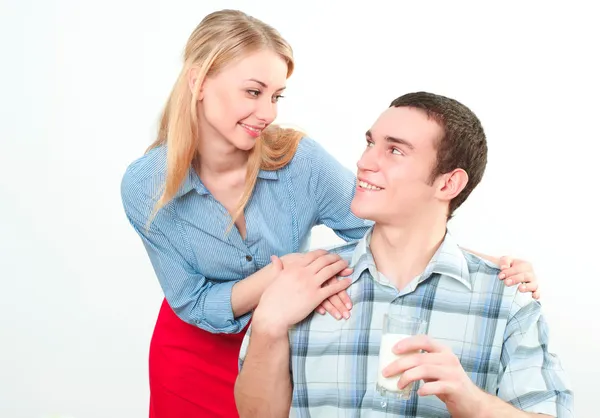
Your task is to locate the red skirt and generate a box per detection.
[149,298,248,418]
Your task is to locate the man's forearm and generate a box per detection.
[234,323,292,418]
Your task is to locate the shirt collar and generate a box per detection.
[348,226,472,291]
[174,167,279,198]
[174,167,206,197]
[420,231,472,290]
[258,169,279,180]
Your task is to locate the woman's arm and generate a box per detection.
[308,138,373,241]
[122,171,352,332]
[121,172,283,333]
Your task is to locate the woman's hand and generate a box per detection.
[278,252,353,320]
[314,273,354,320]
[498,256,540,299]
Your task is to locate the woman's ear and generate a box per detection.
[188,67,204,100]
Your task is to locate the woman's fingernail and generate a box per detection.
[506,280,512,285]
[335,313,342,320]
[498,273,505,279]
[346,303,352,310]
[343,312,350,319]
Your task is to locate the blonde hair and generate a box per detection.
[146,9,303,228]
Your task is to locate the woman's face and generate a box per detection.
[196,49,289,151]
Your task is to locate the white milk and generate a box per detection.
[376,333,417,397]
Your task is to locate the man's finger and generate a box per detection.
[397,364,452,390]
[382,352,447,378]
[417,381,455,397]
[393,335,449,355]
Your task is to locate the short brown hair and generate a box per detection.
[390,92,487,218]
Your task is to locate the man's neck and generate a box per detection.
[370,214,448,291]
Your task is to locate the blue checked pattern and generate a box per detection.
[121,137,372,333]
[239,228,573,417]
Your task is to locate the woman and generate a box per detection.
[121,9,539,418]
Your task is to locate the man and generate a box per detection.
[234,92,572,417]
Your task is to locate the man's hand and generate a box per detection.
[382,335,487,417]
[252,250,352,337]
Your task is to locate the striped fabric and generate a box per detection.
[239,227,573,417]
[120,137,372,333]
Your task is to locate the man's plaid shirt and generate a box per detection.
[239,228,573,417]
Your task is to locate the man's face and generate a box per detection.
[350,106,443,224]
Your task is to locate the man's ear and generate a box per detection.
[188,67,204,100]
[435,168,469,202]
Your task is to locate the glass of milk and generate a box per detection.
[376,314,427,399]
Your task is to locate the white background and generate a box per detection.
[1,0,597,417]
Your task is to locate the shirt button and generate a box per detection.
[245,255,253,262]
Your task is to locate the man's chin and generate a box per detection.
[351,204,377,223]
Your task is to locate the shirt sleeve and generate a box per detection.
[309,138,373,241]
[497,292,574,417]
[121,173,251,334]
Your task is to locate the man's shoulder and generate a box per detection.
[317,240,360,263]
[459,250,527,309]
[462,250,502,276]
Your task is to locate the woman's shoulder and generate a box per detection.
[285,136,336,172]
[288,135,350,176]
[121,145,168,205]
[123,145,167,180]
[293,136,325,160]
[277,136,324,180]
